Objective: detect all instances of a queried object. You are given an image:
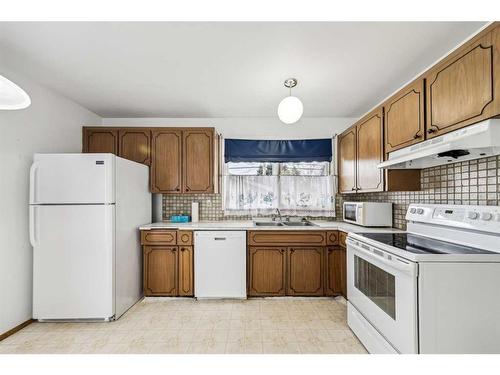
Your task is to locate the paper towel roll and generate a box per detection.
[191,202,199,222]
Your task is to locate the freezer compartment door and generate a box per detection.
[30,153,115,204]
[32,204,115,320]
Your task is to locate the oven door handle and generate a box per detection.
[347,239,417,277]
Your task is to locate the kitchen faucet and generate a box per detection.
[272,208,283,222]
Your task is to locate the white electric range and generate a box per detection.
[347,203,500,354]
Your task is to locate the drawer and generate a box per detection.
[248,231,326,246]
[177,230,193,246]
[339,231,348,248]
[141,230,177,245]
[326,231,339,246]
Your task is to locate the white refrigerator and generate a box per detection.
[29,153,151,321]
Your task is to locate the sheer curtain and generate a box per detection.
[279,175,335,216]
[223,175,279,216]
[223,170,336,217]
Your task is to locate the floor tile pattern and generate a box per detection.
[0,298,366,354]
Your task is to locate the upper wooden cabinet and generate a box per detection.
[83,126,216,194]
[356,108,384,192]
[182,129,214,193]
[82,128,118,154]
[118,129,151,165]
[338,127,357,193]
[426,25,500,138]
[151,129,182,193]
[338,107,420,193]
[384,79,425,153]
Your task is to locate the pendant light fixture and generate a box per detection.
[277,78,303,124]
[0,74,31,110]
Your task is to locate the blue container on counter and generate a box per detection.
[170,215,190,223]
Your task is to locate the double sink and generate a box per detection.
[253,220,317,227]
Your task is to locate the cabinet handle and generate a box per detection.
[180,248,185,252]
[290,249,295,253]
[172,248,177,252]
[414,133,421,139]
[176,188,180,192]
[351,187,356,191]
[280,249,285,253]
[427,128,436,134]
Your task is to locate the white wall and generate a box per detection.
[0,65,101,335]
[102,117,355,139]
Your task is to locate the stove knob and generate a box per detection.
[410,208,417,214]
[467,211,479,220]
[416,208,424,215]
[481,212,492,221]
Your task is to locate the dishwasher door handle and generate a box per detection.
[214,237,227,241]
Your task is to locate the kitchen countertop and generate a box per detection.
[139,220,403,233]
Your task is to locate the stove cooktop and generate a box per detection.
[356,232,497,255]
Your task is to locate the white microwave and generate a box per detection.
[343,202,392,227]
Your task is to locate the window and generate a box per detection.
[223,161,335,216]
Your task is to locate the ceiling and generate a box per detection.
[0,22,487,118]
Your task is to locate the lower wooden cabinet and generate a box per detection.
[248,247,286,296]
[287,247,324,296]
[143,246,178,296]
[338,232,348,298]
[141,230,194,297]
[248,231,345,298]
[325,246,343,296]
[178,246,194,296]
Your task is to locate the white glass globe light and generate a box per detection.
[0,74,31,110]
[278,96,303,124]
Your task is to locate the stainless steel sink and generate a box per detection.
[253,221,284,227]
[282,221,317,227]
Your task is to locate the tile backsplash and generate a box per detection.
[163,155,500,230]
[340,155,500,229]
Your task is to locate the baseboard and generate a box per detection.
[0,319,34,342]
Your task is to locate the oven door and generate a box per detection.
[343,203,360,224]
[347,237,418,353]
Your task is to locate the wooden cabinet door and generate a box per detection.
[338,127,357,193]
[356,108,384,192]
[178,246,193,296]
[83,128,118,154]
[182,129,214,193]
[325,247,342,296]
[340,247,347,298]
[384,80,425,153]
[118,129,151,165]
[151,129,182,193]
[143,246,178,296]
[286,247,324,296]
[248,247,286,296]
[426,27,500,138]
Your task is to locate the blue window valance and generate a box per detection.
[225,138,332,163]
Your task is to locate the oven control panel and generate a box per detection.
[406,204,500,232]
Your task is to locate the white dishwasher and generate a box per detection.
[194,231,247,299]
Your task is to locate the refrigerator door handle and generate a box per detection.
[29,161,39,204]
[29,206,39,248]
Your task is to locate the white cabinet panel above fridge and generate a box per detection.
[30,153,115,204]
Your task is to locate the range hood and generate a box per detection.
[378,119,500,169]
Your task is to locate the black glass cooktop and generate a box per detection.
[357,232,496,255]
